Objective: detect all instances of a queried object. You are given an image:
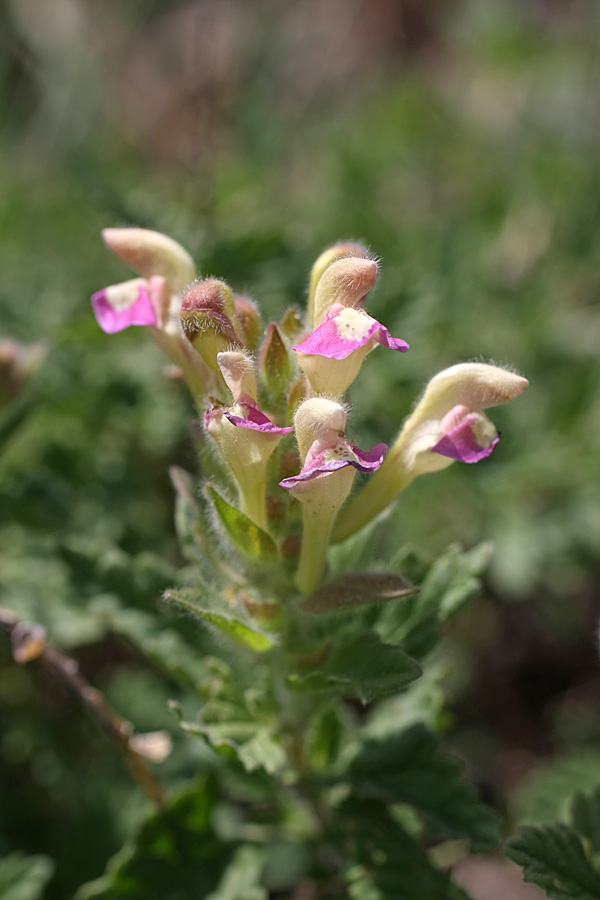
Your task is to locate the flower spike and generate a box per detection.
[180,279,244,378]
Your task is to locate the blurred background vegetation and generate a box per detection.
[1,0,599,896]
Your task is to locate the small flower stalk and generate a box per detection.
[92,234,528,595]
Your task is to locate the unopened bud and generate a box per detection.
[180,280,242,375]
[217,350,257,402]
[234,296,262,351]
[312,256,378,329]
[102,228,196,295]
[260,323,291,395]
[308,242,370,326]
[413,363,529,421]
[129,730,172,763]
[279,307,304,340]
[11,622,47,663]
[294,398,347,461]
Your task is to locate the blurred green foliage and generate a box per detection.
[1,0,600,896]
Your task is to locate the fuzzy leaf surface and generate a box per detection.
[571,787,600,854]
[345,725,498,851]
[286,632,421,703]
[206,484,277,563]
[382,543,492,659]
[300,572,418,614]
[164,588,274,652]
[505,824,600,900]
[75,778,232,900]
[206,845,267,900]
[341,799,472,900]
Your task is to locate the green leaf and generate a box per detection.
[514,751,600,828]
[287,632,421,703]
[101,602,207,690]
[345,725,498,852]
[75,778,232,900]
[0,853,55,900]
[206,484,277,564]
[419,543,493,623]
[365,660,447,739]
[206,845,267,900]
[164,588,274,652]
[572,787,600,854]
[505,824,600,900]
[184,721,285,776]
[307,704,345,769]
[180,658,284,775]
[382,543,492,660]
[237,729,286,775]
[170,466,201,551]
[300,572,418,614]
[340,799,472,900]
[0,529,107,648]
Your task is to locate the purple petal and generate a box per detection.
[224,401,293,435]
[373,324,409,352]
[293,308,407,361]
[279,441,387,489]
[431,415,500,463]
[92,281,158,334]
[349,442,389,470]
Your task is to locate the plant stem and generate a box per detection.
[0,607,165,806]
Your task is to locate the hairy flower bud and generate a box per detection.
[217,350,258,402]
[102,228,196,295]
[259,323,291,395]
[308,242,370,328]
[234,296,262,352]
[312,256,379,329]
[180,280,243,375]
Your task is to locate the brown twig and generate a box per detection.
[0,606,165,806]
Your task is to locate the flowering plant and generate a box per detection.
[82,228,529,897]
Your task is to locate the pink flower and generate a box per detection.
[293,303,408,397]
[223,399,293,435]
[293,304,408,363]
[91,277,163,334]
[430,405,500,464]
[334,363,529,542]
[279,437,386,489]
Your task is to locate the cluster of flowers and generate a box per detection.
[92,229,528,594]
